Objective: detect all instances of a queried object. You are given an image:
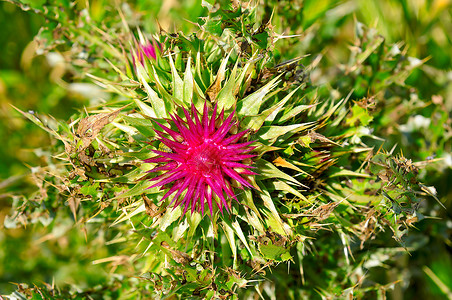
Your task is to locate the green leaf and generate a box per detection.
[253,31,269,49]
[238,75,281,116]
[255,159,303,186]
[279,104,316,123]
[169,53,184,101]
[329,169,372,178]
[222,220,237,268]
[187,212,203,238]
[134,98,157,118]
[264,86,302,122]
[258,241,292,262]
[206,50,232,101]
[270,180,308,201]
[122,115,156,137]
[149,66,182,108]
[111,180,156,200]
[202,16,223,36]
[11,105,67,141]
[420,184,445,209]
[136,64,167,118]
[80,182,100,197]
[423,266,452,298]
[183,57,194,104]
[259,186,290,236]
[357,35,385,64]
[231,220,254,258]
[111,202,146,226]
[258,122,315,141]
[244,208,265,234]
[158,206,182,231]
[112,121,138,136]
[216,61,238,110]
[346,105,373,127]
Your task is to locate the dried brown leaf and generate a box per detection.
[206,74,224,101]
[143,195,160,217]
[311,201,341,221]
[308,131,340,146]
[75,105,127,153]
[273,156,304,173]
[161,241,192,264]
[67,195,81,221]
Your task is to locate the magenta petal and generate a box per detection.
[183,107,198,134]
[219,173,236,200]
[218,109,225,123]
[158,137,187,152]
[148,169,177,182]
[149,162,178,173]
[191,179,204,213]
[206,187,213,216]
[170,114,185,129]
[198,184,206,215]
[144,156,170,164]
[149,169,186,188]
[172,114,200,144]
[154,121,183,141]
[208,103,218,134]
[200,102,207,123]
[223,154,256,161]
[170,176,192,207]
[224,140,255,151]
[152,150,185,163]
[224,161,255,169]
[241,169,258,176]
[181,180,197,215]
[141,43,157,60]
[222,178,238,202]
[222,167,253,188]
[191,103,203,133]
[202,102,210,136]
[161,181,183,202]
[221,130,248,145]
[212,111,235,141]
[205,177,229,213]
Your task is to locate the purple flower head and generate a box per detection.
[141,43,158,60]
[145,103,257,216]
[134,40,160,66]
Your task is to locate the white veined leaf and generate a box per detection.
[216,60,238,110]
[168,53,184,101]
[259,122,315,141]
[134,98,156,118]
[136,62,167,118]
[183,56,194,104]
[238,75,282,116]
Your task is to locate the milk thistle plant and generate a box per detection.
[4,0,444,299]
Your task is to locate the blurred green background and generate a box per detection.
[1,0,451,298]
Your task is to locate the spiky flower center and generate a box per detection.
[188,142,221,175]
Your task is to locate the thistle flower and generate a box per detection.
[133,40,160,66]
[145,103,257,216]
[140,42,158,60]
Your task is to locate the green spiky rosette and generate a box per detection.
[6,1,442,299]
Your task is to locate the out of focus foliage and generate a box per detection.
[1,0,451,299]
